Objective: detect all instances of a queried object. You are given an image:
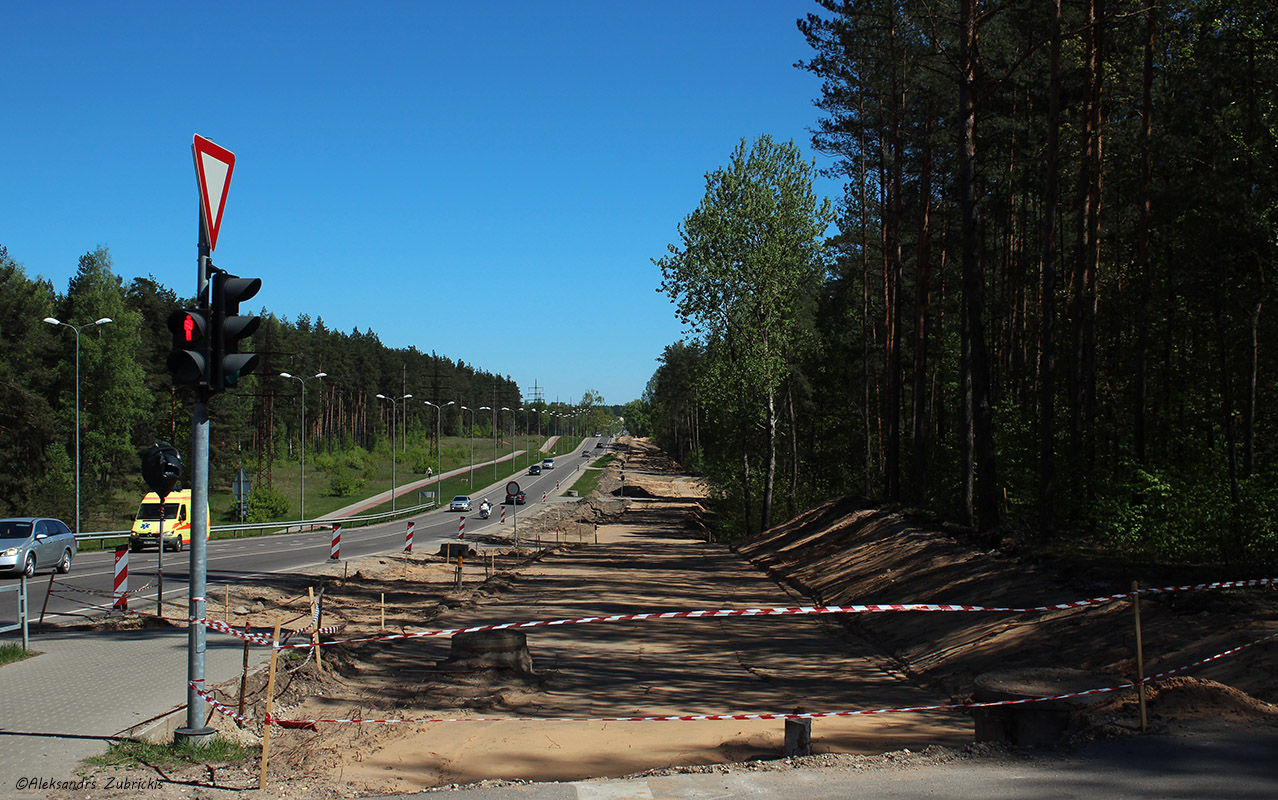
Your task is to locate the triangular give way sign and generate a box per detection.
[192,134,235,251]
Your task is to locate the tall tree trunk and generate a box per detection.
[860,99,875,498]
[787,373,799,514]
[884,11,904,501]
[1213,302,1240,514]
[1135,0,1155,464]
[911,114,934,505]
[1246,267,1263,478]
[959,0,999,531]
[1039,0,1062,536]
[763,389,777,530]
[740,428,753,537]
[1070,0,1101,492]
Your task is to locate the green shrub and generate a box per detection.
[328,468,366,497]
[245,486,290,523]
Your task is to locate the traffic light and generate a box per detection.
[166,308,210,386]
[210,270,261,391]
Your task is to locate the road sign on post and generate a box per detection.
[232,468,251,521]
[193,135,235,252]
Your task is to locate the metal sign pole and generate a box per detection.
[175,219,215,746]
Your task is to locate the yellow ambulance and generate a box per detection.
[129,490,206,552]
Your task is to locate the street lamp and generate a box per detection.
[376,393,412,511]
[460,405,475,492]
[280,372,326,524]
[43,316,113,534]
[479,406,494,481]
[423,400,454,507]
[518,407,527,467]
[502,407,514,472]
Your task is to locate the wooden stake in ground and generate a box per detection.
[38,572,55,631]
[1132,580,1147,732]
[259,620,282,790]
[380,592,385,631]
[308,586,324,672]
[224,585,230,622]
[237,620,251,725]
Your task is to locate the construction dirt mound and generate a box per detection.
[59,438,1278,799]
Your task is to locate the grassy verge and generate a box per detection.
[85,736,257,769]
[0,643,34,666]
[569,453,616,497]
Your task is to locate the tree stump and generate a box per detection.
[437,629,533,674]
[971,667,1116,746]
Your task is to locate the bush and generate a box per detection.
[328,468,366,498]
[245,486,290,523]
[407,447,434,473]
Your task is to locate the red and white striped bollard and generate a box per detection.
[458,516,466,538]
[500,505,506,524]
[113,545,128,611]
[330,523,341,560]
[404,521,414,553]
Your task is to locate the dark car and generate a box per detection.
[528,464,542,475]
[0,517,77,577]
[505,490,527,505]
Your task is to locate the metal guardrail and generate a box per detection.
[0,575,29,649]
[72,501,439,546]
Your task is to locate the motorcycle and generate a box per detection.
[478,502,491,519]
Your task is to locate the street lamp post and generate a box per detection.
[376,393,412,511]
[479,406,494,481]
[460,405,474,492]
[502,407,514,472]
[43,316,113,534]
[424,400,454,507]
[280,372,326,525]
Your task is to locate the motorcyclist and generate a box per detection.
[479,497,491,517]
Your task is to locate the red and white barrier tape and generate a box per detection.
[195,631,1277,727]
[189,576,1277,651]
[48,580,155,600]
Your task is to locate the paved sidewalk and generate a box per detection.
[0,624,266,795]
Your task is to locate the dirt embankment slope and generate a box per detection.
[736,495,1278,711]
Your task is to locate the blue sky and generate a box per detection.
[4,1,839,406]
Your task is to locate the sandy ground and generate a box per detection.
[56,438,1278,799]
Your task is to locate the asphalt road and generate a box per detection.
[0,440,602,632]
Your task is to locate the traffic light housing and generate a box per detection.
[210,270,261,390]
[166,308,210,386]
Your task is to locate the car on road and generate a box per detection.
[528,464,542,475]
[505,489,527,505]
[0,517,77,577]
[595,441,604,448]
[542,457,555,470]
[582,451,590,457]
[449,495,472,512]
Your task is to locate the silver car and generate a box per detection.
[449,495,472,512]
[0,517,77,577]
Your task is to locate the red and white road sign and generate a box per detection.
[113,546,129,611]
[192,134,235,251]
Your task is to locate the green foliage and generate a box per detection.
[0,643,34,666]
[245,485,290,523]
[327,469,366,498]
[406,446,433,473]
[86,736,256,768]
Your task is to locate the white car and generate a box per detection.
[449,495,472,512]
[542,458,555,470]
